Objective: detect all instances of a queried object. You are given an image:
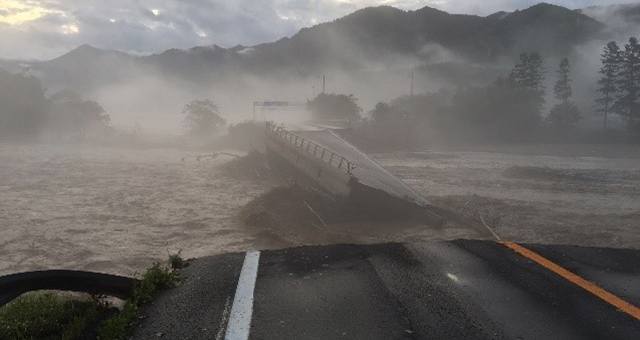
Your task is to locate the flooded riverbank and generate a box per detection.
[375,144,640,248]
[1,143,638,277]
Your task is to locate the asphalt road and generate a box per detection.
[132,241,640,339]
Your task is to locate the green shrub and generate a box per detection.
[168,251,185,270]
[98,261,182,339]
[96,301,136,340]
[0,293,98,340]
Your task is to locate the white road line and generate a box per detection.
[215,296,231,340]
[224,251,260,340]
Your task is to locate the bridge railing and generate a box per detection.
[267,122,356,174]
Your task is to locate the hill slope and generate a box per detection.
[12,3,608,90]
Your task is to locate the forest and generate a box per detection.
[307,37,640,147]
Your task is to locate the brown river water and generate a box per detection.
[1,143,639,277]
[0,144,274,276]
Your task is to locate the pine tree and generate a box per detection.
[554,57,572,101]
[596,41,622,129]
[509,52,546,95]
[616,37,640,138]
[509,52,546,113]
[548,57,580,133]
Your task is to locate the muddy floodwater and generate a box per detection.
[375,144,640,249]
[0,144,275,277]
[1,143,639,277]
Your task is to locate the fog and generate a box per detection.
[5,5,629,140]
[75,53,434,134]
[2,12,640,340]
[2,1,640,290]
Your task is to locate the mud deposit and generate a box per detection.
[240,184,479,248]
[376,144,640,249]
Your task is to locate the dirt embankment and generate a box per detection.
[221,150,489,249]
[240,184,417,247]
[220,150,278,181]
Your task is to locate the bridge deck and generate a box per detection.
[291,129,429,206]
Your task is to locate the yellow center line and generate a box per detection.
[475,216,638,320]
[500,241,640,321]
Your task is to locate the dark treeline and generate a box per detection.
[0,69,111,142]
[309,37,640,148]
[2,36,639,147]
[596,38,640,137]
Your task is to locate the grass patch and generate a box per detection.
[0,255,183,340]
[0,293,100,340]
[95,300,136,340]
[168,251,186,270]
[97,260,182,339]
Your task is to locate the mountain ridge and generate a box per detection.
[45,2,608,64]
[2,2,636,91]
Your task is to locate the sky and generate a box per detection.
[0,0,628,60]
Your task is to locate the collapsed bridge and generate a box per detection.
[264,122,445,221]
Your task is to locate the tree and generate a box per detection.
[365,91,453,147]
[369,102,393,125]
[509,52,546,94]
[554,57,572,101]
[451,78,542,142]
[307,93,362,122]
[509,52,546,113]
[547,57,580,133]
[596,41,623,129]
[615,37,640,139]
[547,101,580,133]
[49,90,110,136]
[0,69,48,140]
[181,99,226,138]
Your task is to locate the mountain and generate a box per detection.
[488,3,604,56]
[580,3,640,25]
[7,3,611,91]
[486,11,511,20]
[36,45,139,90]
[243,3,602,74]
[579,3,640,39]
[144,44,241,83]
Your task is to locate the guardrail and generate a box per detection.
[267,122,356,174]
[1,270,138,307]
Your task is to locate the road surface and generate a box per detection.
[132,240,640,339]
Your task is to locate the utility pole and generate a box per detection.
[322,75,326,94]
[410,70,414,97]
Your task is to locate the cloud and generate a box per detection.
[0,0,631,60]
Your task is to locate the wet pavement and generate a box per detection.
[132,240,640,340]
